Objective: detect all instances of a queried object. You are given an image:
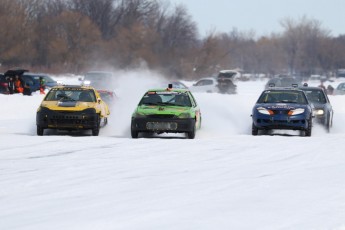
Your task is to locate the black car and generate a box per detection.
[216,70,237,94]
[251,87,313,136]
[3,69,29,94]
[0,74,9,94]
[299,85,333,132]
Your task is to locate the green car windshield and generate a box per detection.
[139,92,192,107]
[258,90,308,104]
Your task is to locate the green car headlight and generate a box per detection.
[133,112,147,118]
[178,113,191,118]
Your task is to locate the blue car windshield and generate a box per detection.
[258,90,308,104]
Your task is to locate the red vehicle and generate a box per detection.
[97,89,116,105]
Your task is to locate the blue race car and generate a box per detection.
[251,87,313,136]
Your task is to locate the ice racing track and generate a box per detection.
[2,79,345,230]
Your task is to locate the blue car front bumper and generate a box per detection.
[253,113,310,130]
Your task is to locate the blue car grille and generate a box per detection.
[258,119,305,124]
[272,110,289,115]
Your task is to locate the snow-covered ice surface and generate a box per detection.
[2,74,345,230]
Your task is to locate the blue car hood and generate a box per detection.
[254,103,308,110]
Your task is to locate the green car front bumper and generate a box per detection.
[131,116,195,133]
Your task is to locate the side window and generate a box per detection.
[21,76,29,85]
[318,91,326,103]
[23,77,34,86]
[45,90,57,101]
[195,80,205,86]
[204,79,213,85]
[0,76,6,83]
[188,92,197,107]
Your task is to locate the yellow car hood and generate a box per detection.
[41,101,97,111]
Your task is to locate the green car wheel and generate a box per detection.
[186,119,196,139]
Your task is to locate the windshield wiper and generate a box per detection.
[141,102,159,105]
[279,100,297,103]
[160,102,178,106]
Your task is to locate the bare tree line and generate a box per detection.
[1,0,345,79]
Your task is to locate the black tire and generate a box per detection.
[325,115,331,133]
[304,119,312,137]
[92,114,100,136]
[37,125,44,136]
[187,119,196,139]
[131,129,139,138]
[252,123,258,136]
[131,121,139,138]
[102,117,108,127]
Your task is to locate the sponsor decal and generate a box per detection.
[51,88,87,91]
[270,104,295,109]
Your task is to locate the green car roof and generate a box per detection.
[146,88,190,93]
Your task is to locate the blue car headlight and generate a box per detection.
[257,107,273,115]
[288,108,305,115]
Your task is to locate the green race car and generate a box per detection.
[131,85,202,139]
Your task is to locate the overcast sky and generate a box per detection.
[170,0,345,37]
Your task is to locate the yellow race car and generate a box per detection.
[36,85,110,136]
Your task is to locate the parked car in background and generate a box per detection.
[299,84,333,132]
[170,81,189,89]
[0,74,9,94]
[264,76,302,89]
[82,71,116,90]
[216,70,237,94]
[189,77,218,93]
[336,69,345,78]
[4,68,29,94]
[22,73,58,92]
[334,82,345,95]
[160,81,189,90]
[309,75,322,82]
